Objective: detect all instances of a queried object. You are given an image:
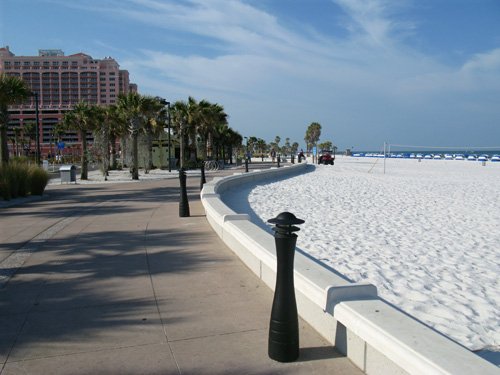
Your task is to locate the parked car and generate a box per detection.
[318,150,334,165]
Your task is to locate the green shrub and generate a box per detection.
[0,167,11,200]
[15,163,30,197]
[5,163,21,198]
[28,165,49,196]
[10,156,30,165]
[0,162,49,200]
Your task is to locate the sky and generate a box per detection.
[1,0,500,151]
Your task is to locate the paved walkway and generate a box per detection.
[0,171,361,374]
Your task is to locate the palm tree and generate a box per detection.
[284,137,291,156]
[305,122,322,161]
[22,120,36,157]
[185,96,200,162]
[116,92,146,179]
[61,101,101,180]
[247,136,257,155]
[211,122,228,161]
[0,74,32,163]
[225,128,242,164]
[101,104,127,170]
[198,101,227,160]
[141,96,165,171]
[171,100,190,168]
[256,138,267,159]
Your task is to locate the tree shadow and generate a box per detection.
[0,180,225,365]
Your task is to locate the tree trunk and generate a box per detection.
[146,129,153,170]
[189,132,197,161]
[80,130,88,180]
[199,134,208,160]
[110,134,117,170]
[120,137,127,167]
[131,132,139,180]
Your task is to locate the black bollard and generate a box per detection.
[291,154,295,164]
[200,162,206,190]
[179,168,190,217]
[245,158,249,173]
[267,212,305,362]
[277,155,281,168]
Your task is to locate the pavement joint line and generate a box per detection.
[167,327,268,343]
[144,205,182,375]
[3,341,170,364]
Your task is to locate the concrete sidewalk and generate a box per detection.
[0,173,361,374]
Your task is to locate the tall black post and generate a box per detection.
[167,101,172,172]
[245,158,249,173]
[277,155,281,168]
[179,168,190,217]
[33,92,41,166]
[267,212,304,362]
[200,162,206,190]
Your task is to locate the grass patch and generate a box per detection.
[0,161,49,200]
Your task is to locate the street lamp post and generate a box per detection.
[166,101,171,172]
[156,97,172,172]
[243,136,249,172]
[33,92,41,166]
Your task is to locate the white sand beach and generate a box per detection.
[224,157,500,354]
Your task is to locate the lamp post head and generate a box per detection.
[268,212,304,236]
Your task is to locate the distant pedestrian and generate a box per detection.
[298,150,304,163]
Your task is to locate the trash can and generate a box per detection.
[60,165,77,184]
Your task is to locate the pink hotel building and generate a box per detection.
[0,46,137,158]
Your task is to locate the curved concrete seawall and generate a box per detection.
[201,163,498,374]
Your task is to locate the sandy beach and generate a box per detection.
[223,157,500,354]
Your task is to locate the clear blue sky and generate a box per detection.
[1,0,500,151]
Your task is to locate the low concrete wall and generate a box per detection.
[201,163,498,374]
